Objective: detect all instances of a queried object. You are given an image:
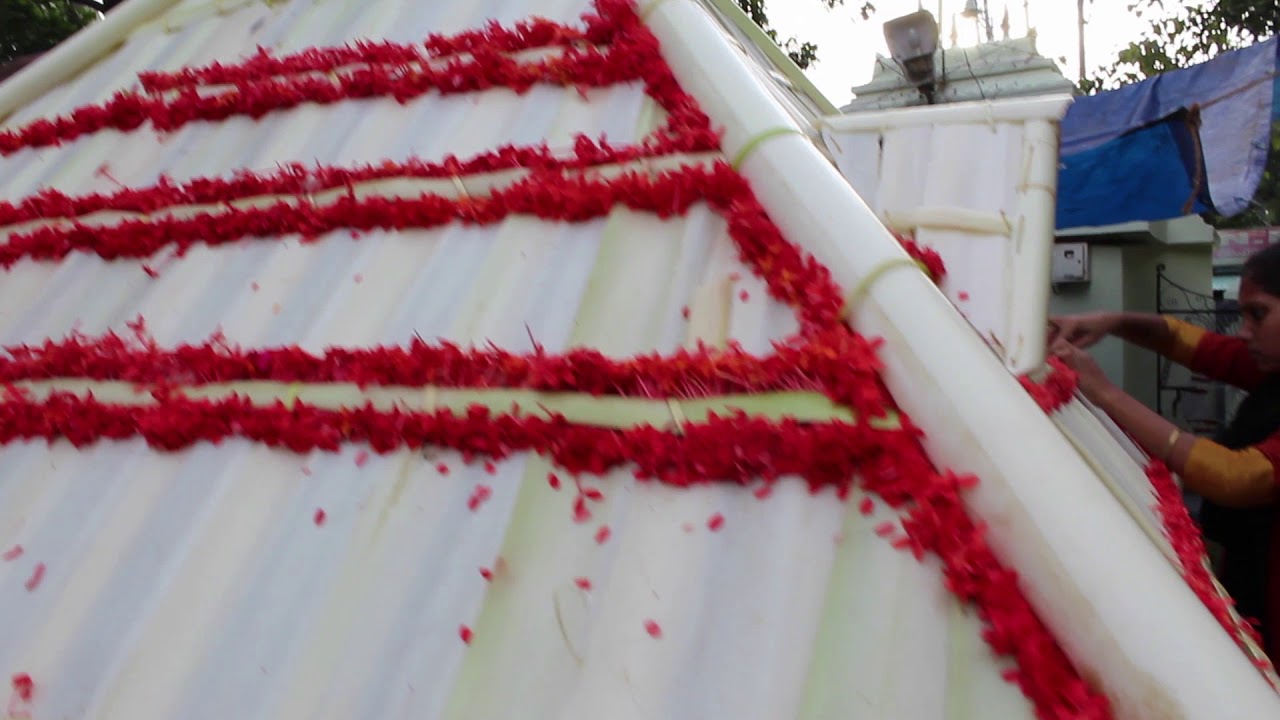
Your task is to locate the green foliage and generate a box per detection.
[1085,0,1277,91]
[734,0,876,69]
[1,0,100,65]
[1081,0,1279,226]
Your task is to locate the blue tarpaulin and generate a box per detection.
[1057,37,1278,229]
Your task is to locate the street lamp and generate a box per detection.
[884,10,941,103]
[961,0,994,42]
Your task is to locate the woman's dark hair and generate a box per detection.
[1243,243,1280,297]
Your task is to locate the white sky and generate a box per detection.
[766,0,1180,103]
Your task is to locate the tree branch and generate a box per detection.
[61,0,111,13]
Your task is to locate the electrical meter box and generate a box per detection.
[1051,242,1090,283]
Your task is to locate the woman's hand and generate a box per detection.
[1047,312,1122,349]
[1050,338,1117,404]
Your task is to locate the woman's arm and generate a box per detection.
[1053,341,1278,508]
[1048,312,1172,353]
[1052,312,1263,390]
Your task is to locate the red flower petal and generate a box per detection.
[574,576,592,591]
[548,472,561,490]
[354,451,369,467]
[1,545,22,562]
[594,524,611,544]
[707,512,724,531]
[313,508,326,526]
[858,497,875,516]
[467,484,493,512]
[572,496,592,524]
[459,624,473,645]
[10,673,33,702]
[479,567,493,581]
[643,619,662,638]
[873,521,896,537]
[24,563,45,592]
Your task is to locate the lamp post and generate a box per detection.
[884,10,941,104]
[961,0,994,43]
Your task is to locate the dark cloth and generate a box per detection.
[1199,374,1280,657]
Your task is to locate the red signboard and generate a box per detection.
[1215,226,1280,263]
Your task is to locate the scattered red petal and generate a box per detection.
[594,524,611,544]
[354,450,369,467]
[10,673,33,702]
[484,461,496,474]
[301,465,312,476]
[707,512,725,531]
[479,567,493,581]
[752,483,773,500]
[1,545,21,562]
[728,272,741,282]
[353,273,363,283]
[643,619,662,638]
[548,472,561,490]
[467,484,493,512]
[23,563,45,592]
[681,305,690,319]
[459,624,473,645]
[738,289,749,302]
[572,495,592,524]
[142,264,159,278]
[250,281,260,291]
[574,576,592,591]
[436,462,450,475]
[958,291,970,301]
[313,508,326,526]
[873,521,896,537]
[581,487,604,502]
[859,497,875,516]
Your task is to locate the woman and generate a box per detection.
[1049,243,1280,659]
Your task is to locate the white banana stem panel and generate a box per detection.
[646,0,1280,717]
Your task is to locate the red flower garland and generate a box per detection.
[1147,460,1276,675]
[0,163,728,261]
[0,134,718,227]
[137,18,596,93]
[1019,358,1078,413]
[0,0,1117,715]
[0,329,888,401]
[0,391,902,491]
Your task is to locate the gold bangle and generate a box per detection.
[1162,429,1181,462]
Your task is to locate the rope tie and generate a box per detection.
[730,128,804,170]
[840,257,926,320]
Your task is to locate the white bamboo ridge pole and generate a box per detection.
[0,0,183,123]
[646,2,1280,718]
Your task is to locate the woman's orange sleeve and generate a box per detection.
[1158,316,1264,390]
[1184,438,1280,508]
